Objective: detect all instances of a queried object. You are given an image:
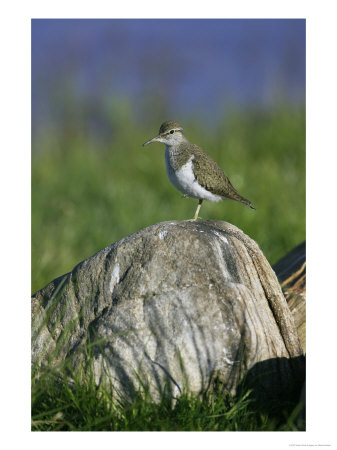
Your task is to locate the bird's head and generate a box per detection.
[143,121,185,147]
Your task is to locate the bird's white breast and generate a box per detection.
[165,150,222,202]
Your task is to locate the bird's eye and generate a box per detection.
[170,130,175,134]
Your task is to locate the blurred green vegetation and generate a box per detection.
[32,103,305,294]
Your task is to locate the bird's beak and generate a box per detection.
[142,135,162,147]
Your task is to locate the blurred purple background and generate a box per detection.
[31,19,305,136]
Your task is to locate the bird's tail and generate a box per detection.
[233,192,256,210]
[247,201,256,210]
[225,179,256,210]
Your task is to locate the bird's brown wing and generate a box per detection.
[192,145,255,208]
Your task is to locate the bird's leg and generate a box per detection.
[190,199,203,221]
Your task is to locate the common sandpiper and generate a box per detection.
[143,120,256,220]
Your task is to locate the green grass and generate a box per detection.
[31,356,305,432]
[32,103,305,294]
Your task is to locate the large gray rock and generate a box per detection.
[32,220,304,402]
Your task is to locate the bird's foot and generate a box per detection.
[186,215,202,222]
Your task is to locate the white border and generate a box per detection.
[1,1,337,449]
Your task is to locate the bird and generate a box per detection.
[143,120,256,221]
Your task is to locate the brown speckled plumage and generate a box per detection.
[188,142,255,207]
